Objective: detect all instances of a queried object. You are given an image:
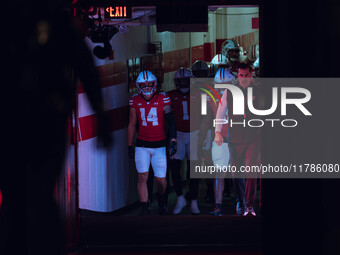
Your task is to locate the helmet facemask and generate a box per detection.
[174,68,193,94]
[137,81,157,97]
[175,78,190,93]
[227,48,241,63]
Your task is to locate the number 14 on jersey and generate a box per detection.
[140,107,159,126]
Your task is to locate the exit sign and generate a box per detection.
[105,6,132,19]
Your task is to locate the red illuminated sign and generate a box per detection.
[105,6,132,19]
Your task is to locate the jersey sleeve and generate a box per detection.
[160,92,171,106]
[129,94,138,108]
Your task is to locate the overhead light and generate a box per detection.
[118,25,128,33]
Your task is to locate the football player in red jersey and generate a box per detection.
[167,68,201,215]
[128,70,177,216]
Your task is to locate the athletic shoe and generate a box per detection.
[210,205,223,216]
[236,201,245,216]
[243,207,256,216]
[139,203,151,216]
[190,199,200,215]
[173,195,187,214]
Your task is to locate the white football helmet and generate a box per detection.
[136,70,158,96]
[214,67,235,84]
[221,40,239,56]
[211,54,227,65]
[221,39,244,63]
[210,54,228,77]
[247,44,260,62]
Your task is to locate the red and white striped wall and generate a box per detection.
[78,35,139,212]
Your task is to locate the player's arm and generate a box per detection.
[128,107,137,146]
[163,105,176,142]
[127,107,137,159]
[164,104,177,156]
[214,89,228,146]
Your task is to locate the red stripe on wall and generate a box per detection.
[78,105,129,141]
[215,33,258,58]
[191,45,204,63]
[232,32,257,53]
[78,43,216,94]
[78,61,127,94]
[215,39,226,55]
[163,48,190,73]
[163,45,214,72]
[204,42,214,62]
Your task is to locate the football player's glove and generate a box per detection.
[168,140,177,157]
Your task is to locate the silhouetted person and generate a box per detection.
[1,1,112,254]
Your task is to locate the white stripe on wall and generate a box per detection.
[78,128,137,212]
[78,83,128,118]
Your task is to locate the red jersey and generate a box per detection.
[207,91,229,138]
[167,89,201,132]
[129,92,171,142]
[167,90,190,132]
